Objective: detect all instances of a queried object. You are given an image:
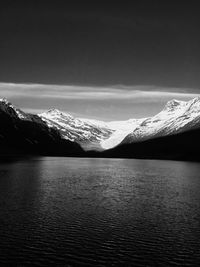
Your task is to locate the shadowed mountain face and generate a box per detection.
[0,97,200,161]
[0,99,84,156]
[99,128,200,161]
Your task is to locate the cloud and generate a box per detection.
[0,82,199,101]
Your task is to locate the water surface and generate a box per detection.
[0,157,200,266]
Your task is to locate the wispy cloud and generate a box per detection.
[0,82,199,120]
[0,82,199,101]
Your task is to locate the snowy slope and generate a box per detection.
[41,112,146,150]
[99,118,146,149]
[39,109,113,149]
[79,118,141,149]
[123,97,200,144]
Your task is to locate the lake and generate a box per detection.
[0,157,200,266]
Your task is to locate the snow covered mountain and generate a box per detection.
[39,97,200,150]
[39,110,145,150]
[39,109,114,150]
[122,97,200,145]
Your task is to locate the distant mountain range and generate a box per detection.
[1,97,200,161]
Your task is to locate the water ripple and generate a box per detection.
[0,157,200,266]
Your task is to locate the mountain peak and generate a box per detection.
[0,98,13,107]
[0,98,28,119]
[163,99,186,112]
[0,98,9,103]
[46,108,62,115]
[166,99,183,107]
[0,97,17,112]
[41,108,73,119]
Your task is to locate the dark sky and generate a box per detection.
[0,1,200,120]
[0,1,200,88]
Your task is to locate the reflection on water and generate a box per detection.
[0,157,200,266]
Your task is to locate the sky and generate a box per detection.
[0,1,200,120]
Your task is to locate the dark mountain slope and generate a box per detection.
[0,100,84,156]
[97,128,200,161]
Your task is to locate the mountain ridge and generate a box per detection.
[0,97,200,161]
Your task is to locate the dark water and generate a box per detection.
[0,157,200,266]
